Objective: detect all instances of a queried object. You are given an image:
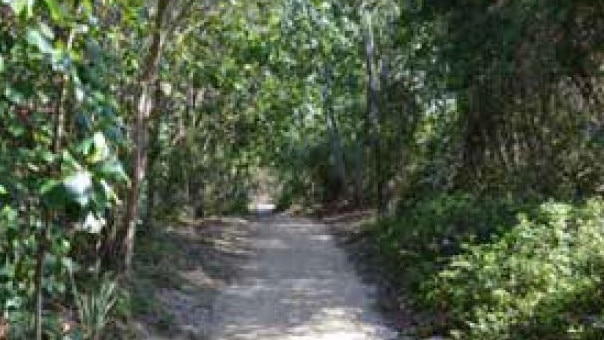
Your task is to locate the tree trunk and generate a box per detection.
[322,67,347,202]
[353,139,364,207]
[144,81,163,227]
[364,12,384,216]
[123,0,169,275]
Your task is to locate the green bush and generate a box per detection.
[368,194,604,338]
[368,193,525,292]
[427,199,604,339]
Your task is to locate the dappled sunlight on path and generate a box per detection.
[210,217,398,340]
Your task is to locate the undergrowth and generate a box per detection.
[368,194,604,339]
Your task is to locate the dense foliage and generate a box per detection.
[356,1,604,338]
[368,194,524,291]
[430,199,604,339]
[369,197,604,338]
[1,0,603,338]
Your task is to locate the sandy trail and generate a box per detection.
[208,216,398,340]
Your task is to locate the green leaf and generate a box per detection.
[26,28,54,54]
[95,158,128,183]
[63,171,93,207]
[0,55,4,73]
[98,179,119,205]
[39,150,55,164]
[39,179,60,195]
[4,87,25,105]
[1,206,17,220]
[43,0,63,21]
[0,185,7,195]
[61,150,83,172]
[81,0,93,15]
[86,132,110,164]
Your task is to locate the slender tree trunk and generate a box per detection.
[123,0,169,275]
[353,138,363,207]
[364,12,384,216]
[33,220,47,340]
[322,67,347,202]
[145,80,163,227]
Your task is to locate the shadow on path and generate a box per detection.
[135,215,400,339]
[209,216,398,340]
[134,217,257,339]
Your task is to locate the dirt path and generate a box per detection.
[140,215,400,339]
[208,216,398,339]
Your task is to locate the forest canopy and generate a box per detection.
[1,0,603,338]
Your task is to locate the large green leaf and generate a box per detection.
[94,158,128,183]
[63,171,93,207]
[26,28,55,55]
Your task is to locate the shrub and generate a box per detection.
[368,193,524,293]
[427,199,604,339]
[72,275,121,340]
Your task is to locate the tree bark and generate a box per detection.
[364,12,384,216]
[123,0,170,275]
[322,67,347,202]
[144,79,163,227]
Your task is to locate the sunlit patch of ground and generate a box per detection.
[132,218,258,339]
[134,215,402,340]
[209,217,399,340]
